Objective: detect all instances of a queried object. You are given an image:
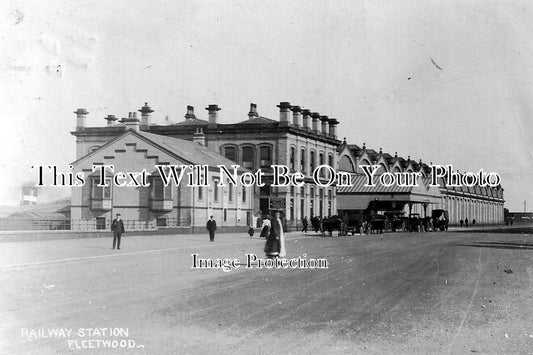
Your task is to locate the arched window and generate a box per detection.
[319,153,325,177]
[259,146,272,168]
[310,151,316,173]
[290,147,295,171]
[358,159,371,174]
[376,163,387,175]
[339,156,355,172]
[300,148,306,174]
[223,146,237,162]
[242,146,254,169]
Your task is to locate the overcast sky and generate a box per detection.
[1,0,532,210]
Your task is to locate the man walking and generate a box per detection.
[206,215,217,242]
[111,214,125,250]
[302,216,308,233]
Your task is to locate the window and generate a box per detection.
[198,186,203,201]
[152,178,172,200]
[259,146,272,168]
[91,178,111,200]
[300,148,306,174]
[223,208,227,222]
[310,187,314,217]
[89,145,100,153]
[242,147,254,169]
[339,156,355,172]
[290,199,294,220]
[242,186,246,203]
[328,154,333,168]
[290,147,295,171]
[156,218,167,227]
[310,151,316,173]
[213,178,219,202]
[259,184,270,196]
[224,146,237,162]
[319,153,325,177]
[96,217,106,230]
[229,184,233,203]
[328,189,332,216]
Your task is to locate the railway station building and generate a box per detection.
[70,102,504,231]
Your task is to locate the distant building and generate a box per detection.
[20,184,38,206]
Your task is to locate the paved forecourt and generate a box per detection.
[1,229,533,354]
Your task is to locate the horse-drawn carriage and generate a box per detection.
[320,216,347,237]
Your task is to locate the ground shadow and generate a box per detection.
[457,241,533,250]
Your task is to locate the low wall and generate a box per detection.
[0,226,249,242]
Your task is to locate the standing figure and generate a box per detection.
[302,216,308,233]
[260,218,271,239]
[264,211,286,258]
[460,219,464,227]
[111,214,125,250]
[465,218,469,227]
[248,225,255,238]
[206,215,217,242]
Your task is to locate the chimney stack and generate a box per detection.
[248,103,258,118]
[206,104,221,127]
[139,102,153,130]
[328,118,339,139]
[320,116,329,135]
[311,112,320,134]
[185,105,196,120]
[105,114,117,126]
[291,106,302,127]
[123,112,140,132]
[74,108,88,130]
[301,109,311,131]
[277,102,291,126]
[193,127,206,146]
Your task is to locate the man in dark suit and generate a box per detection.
[206,215,217,242]
[111,214,125,250]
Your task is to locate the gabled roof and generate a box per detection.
[72,129,246,172]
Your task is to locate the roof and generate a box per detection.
[9,211,67,219]
[72,130,247,172]
[136,131,245,169]
[337,174,414,194]
[237,116,278,124]
[173,118,208,126]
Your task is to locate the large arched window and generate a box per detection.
[358,159,371,174]
[376,163,387,175]
[339,155,355,172]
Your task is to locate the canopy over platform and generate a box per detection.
[337,175,442,210]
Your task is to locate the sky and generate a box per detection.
[1,0,532,211]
